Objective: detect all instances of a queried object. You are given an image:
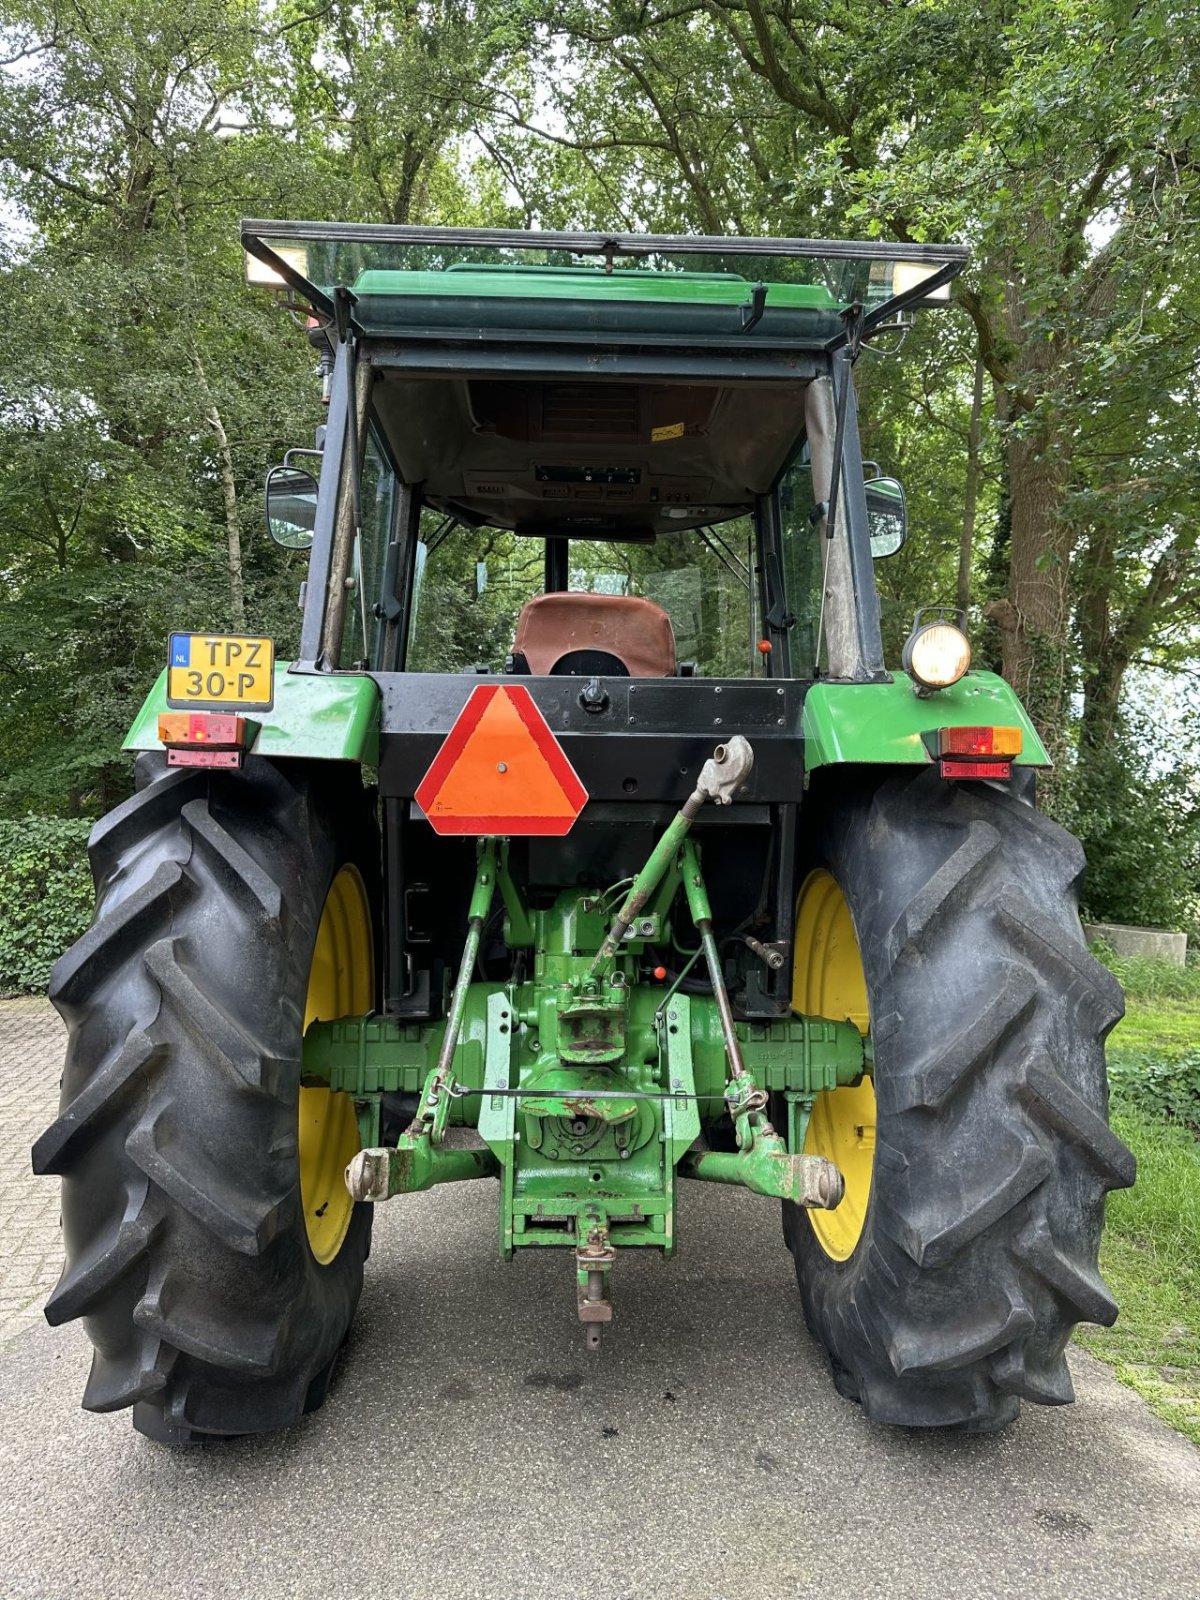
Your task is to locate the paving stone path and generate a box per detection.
[0,999,64,1347]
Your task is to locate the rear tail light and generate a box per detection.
[938,726,1022,757]
[936,726,1022,781]
[157,712,253,769]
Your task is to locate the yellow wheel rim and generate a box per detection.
[300,864,373,1265]
[793,869,874,1262]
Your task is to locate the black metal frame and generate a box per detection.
[277,223,956,681]
[241,221,968,360]
[297,339,352,668]
[830,348,887,680]
[242,217,967,269]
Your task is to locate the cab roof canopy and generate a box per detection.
[243,222,966,538]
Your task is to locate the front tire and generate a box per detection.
[33,754,378,1442]
[785,767,1135,1430]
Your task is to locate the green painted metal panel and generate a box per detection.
[123,663,380,764]
[352,266,838,308]
[802,670,1050,772]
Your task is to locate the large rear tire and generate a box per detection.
[33,754,378,1442]
[785,767,1135,1431]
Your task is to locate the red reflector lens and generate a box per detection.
[938,725,1022,757]
[166,748,243,769]
[939,759,1012,781]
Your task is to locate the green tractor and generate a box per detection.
[34,223,1134,1443]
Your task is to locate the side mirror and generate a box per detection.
[866,476,906,558]
[265,464,319,550]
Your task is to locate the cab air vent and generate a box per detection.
[542,384,639,439]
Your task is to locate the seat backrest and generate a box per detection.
[513,592,677,677]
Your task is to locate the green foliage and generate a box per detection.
[0,0,1196,935]
[1108,1050,1200,1138]
[0,817,93,993]
[0,2,377,815]
[517,0,1200,799]
[1062,710,1200,941]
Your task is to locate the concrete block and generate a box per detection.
[1084,921,1188,967]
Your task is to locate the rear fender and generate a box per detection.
[802,671,1049,772]
[123,664,380,764]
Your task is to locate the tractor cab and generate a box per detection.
[40,224,1131,1450]
[252,225,949,688]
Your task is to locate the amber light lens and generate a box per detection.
[939,725,1022,758]
[904,623,971,689]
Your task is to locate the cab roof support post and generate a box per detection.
[381,482,422,673]
[805,359,886,683]
[319,341,374,669]
[296,338,352,669]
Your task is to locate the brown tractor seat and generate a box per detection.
[512,592,677,677]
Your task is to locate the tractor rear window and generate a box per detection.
[407,523,759,678]
[338,427,399,670]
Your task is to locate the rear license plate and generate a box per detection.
[166,633,275,710]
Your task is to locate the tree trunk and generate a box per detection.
[169,174,245,630]
[1080,648,1128,753]
[988,427,1072,760]
[1076,526,1121,753]
[956,355,985,614]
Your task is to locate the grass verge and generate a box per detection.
[1108,1002,1200,1060]
[1077,1103,1200,1447]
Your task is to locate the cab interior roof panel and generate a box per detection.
[369,371,810,535]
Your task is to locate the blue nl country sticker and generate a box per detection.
[170,635,191,668]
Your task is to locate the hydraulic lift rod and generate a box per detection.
[587,737,754,981]
[402,836,498,1135]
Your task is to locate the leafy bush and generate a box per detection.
[1108,1048,1200,1137]
[0,818,94,994]
[1061,710,1200,944]
[1092,940,1200,1004]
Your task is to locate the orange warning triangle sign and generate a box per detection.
[415,684,588,836]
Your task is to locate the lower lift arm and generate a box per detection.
[675,833,843,1209]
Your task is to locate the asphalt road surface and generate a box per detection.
[2,999,1199,1600]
